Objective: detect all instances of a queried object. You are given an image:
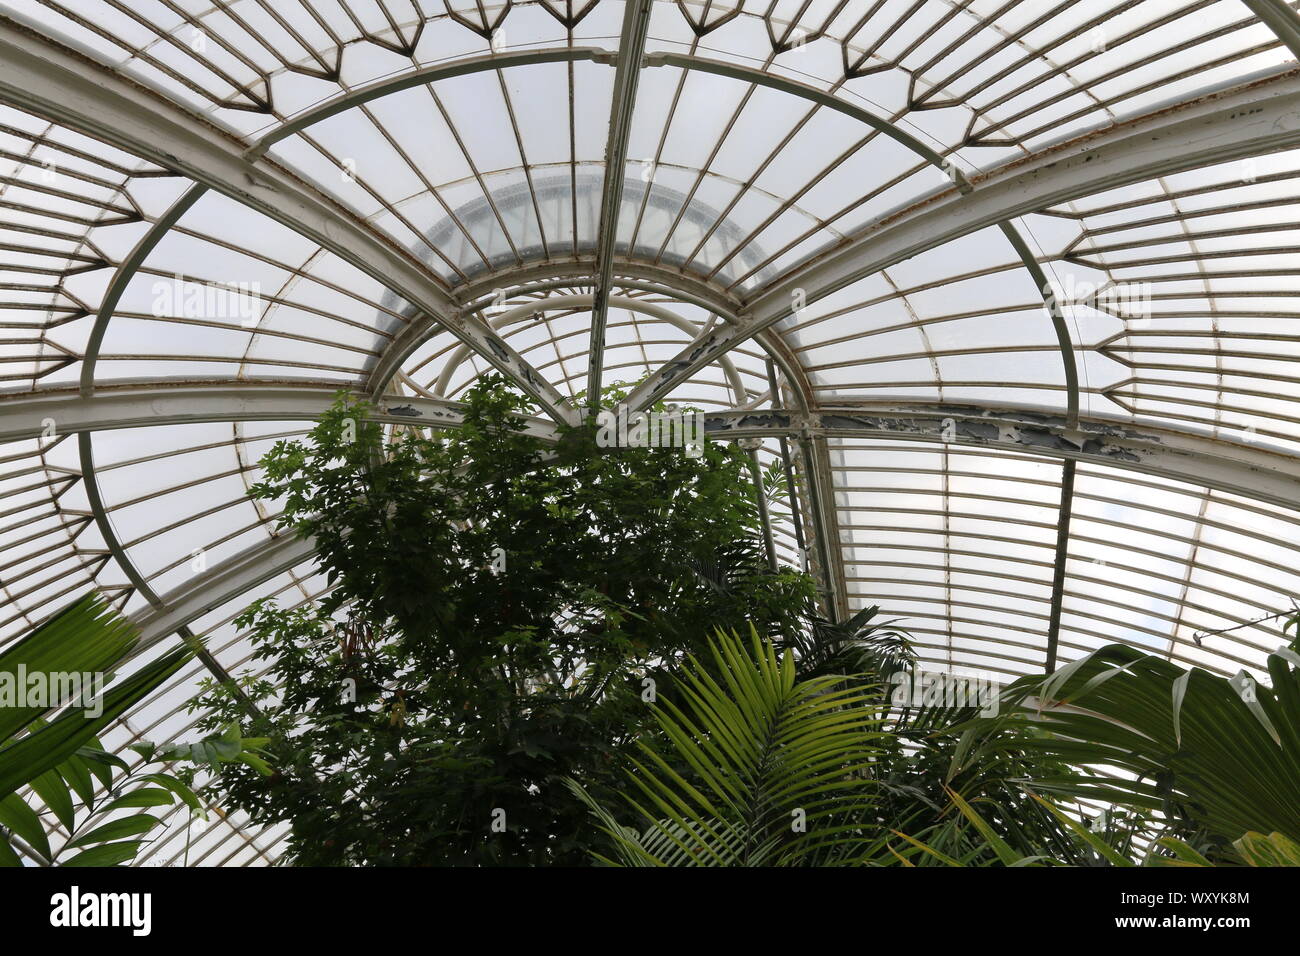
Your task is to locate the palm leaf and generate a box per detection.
[0,594,137,741]
[1006,643,1300,847]
[0,593,194,803]
[0,645,191,801]
[1233,830,1300,866]
[574,626,886,866]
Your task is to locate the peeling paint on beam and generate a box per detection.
[703,404,1300,511]
[0,384,558,445]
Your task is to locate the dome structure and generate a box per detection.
[2,0,1300,865]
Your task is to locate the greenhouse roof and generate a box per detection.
[3,0,1300,864]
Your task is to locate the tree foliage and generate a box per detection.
[195,376,817,865]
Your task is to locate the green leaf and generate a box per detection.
[0,793,51,863]
[60,840,143,867]
[1171,669,1190,749]
[887,828,965,867]
[0,594,137,743]
[575,626,885,867]
[1012,643,1300,845]
[0,645,193,801]
[68,813,159,849]
[1149,836,1213,867]
[1027,793,1134,867]
[140,774,202,814]
[100,788,174,813]
[238,753,273,776]
[1234,830,1300,867]
[77,744,127,790]
[0,835,21,866]
[29,769,75,833]
[944,787,1027,866]
[129,742,157,762]
[58,753,96,806]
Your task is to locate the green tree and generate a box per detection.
[194,375,816,865]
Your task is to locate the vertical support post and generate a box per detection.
[1045,459,1077,672]
[766,359,808,570]
[587,0,653,414]
[740,439,779,572]
[797,435,845,621]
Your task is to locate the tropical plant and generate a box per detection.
[774,608,1128,865]
[0,593,273,867]
[0,730,199,868]
[0,594,190,866]
[194,376,821,866]
[787,604,915,684]
[896,787,1300,868]
[1232,830,1300,866]
[882,639,1300,867]
[869,699,1146,866]
[2,720,273,868]
[0,594,191,805]
[895,786,1189,867]
[571,626,887,866]
[1002,642,1300,858]
[572,626,1148,867]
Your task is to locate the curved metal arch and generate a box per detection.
[244,46,609,161]
[456,257,748,321]
[705,402,1300,511]
[80,45,613,400]
[409,258,830,609]
[445,257,815,413]
[623,52,1080,424]
[75,426,247,696]
[366,169,786,396]
[0,22,581,427]
[79,184,208,399]
[10,13,1300,868]
[3,382,546,667]
[122,579,330,868]
[431,293,747,404]
[81,392,1300,664]
[57,46,613,685]
[1244,0,1300,60]
[131,532,318,654]
[17,0,1300,868]
[0,385,556,446]
[394,169,779,284]
[627,55,1300,422]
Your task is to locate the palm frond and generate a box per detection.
[0,593,194,801]
[573,626,887,866]
[789,604,916,684]
[1004,643,1300,850]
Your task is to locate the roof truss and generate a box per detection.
[0,18,581,425]
[626,62,1300,414]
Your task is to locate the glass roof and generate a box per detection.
[3,0,1300,864]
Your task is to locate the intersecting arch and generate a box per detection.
[4,1,1300,866]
